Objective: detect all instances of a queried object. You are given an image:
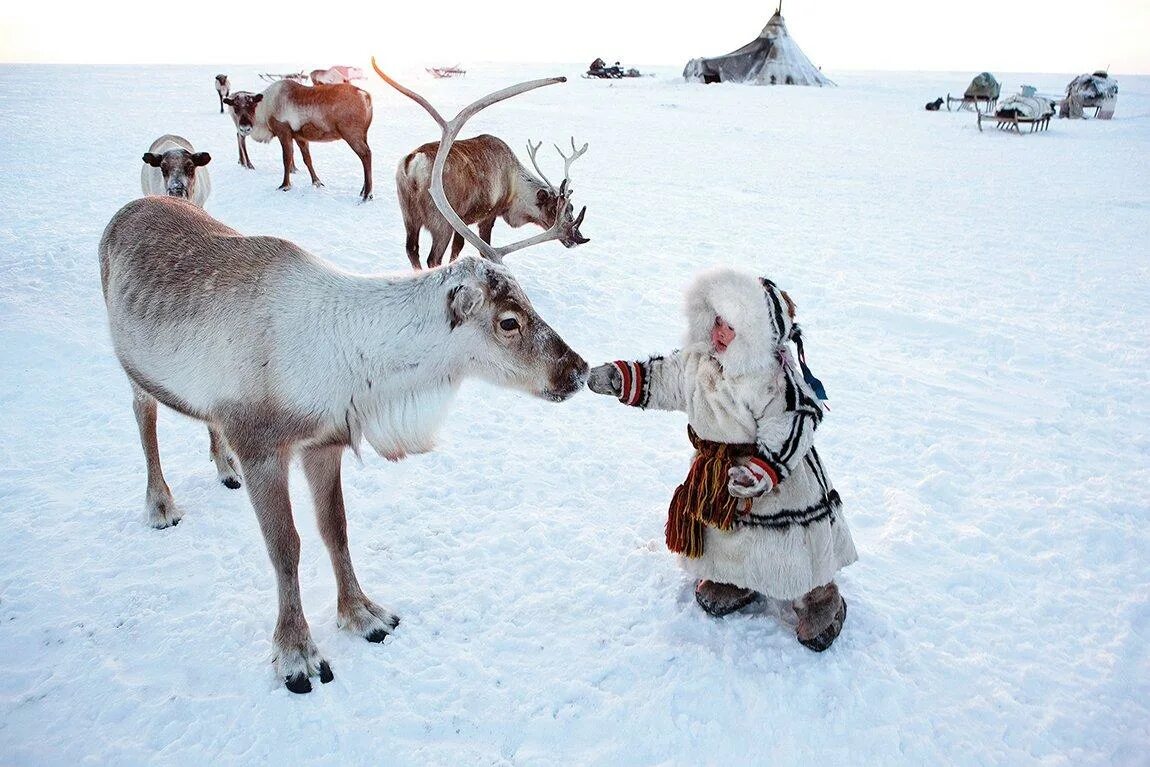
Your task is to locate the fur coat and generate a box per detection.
[613,268,857,600]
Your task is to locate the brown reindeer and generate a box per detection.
[100,71,587,694]
[378,62,589,269]
[224,79,373,201]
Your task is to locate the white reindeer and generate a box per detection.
[140,134,213,208]
[100,73,587,694]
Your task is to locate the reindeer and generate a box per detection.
[224,79,373,200]
[140,134,213,209]
[100,72,588,694]
[223,90,261,170]
[395,134,590,269]
[380,59,588,270]
[310,65,365,85]
[214,74,230,113]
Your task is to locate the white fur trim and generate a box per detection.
[681,511,858,601]
[682,268,792,376]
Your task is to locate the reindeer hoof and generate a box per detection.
[222,477,242,490]
[319,661,334,684]
[365,628,390,643]
[149,496,183,529]
[284,673,312,694]
[278,184,291,192]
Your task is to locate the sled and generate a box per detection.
[946,93,997,114]
[259,71,309,83]
[583,69,645,80]
[426,66,466,79]
[977,111,1051,134]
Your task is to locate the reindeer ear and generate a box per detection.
[535,188,551,207]
[448,284,483,330]
[142,153,161,167]
[192,152,211,167]
[252,93,264,104]
[223,96,234,106]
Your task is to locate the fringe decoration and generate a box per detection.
[665,426,755,558]
[790,325,829,405]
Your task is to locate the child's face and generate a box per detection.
[711,316,736,354]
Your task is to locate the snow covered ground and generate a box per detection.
[1,62,1148,765]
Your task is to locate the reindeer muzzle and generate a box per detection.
[543,350,589,401]
[561,206,589,247]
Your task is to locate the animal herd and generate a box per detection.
[112,64,593,693]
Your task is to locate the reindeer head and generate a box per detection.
[142,148,211,199]
[527,138,590,248]
[447,258,588,401]
[223,91,263,136]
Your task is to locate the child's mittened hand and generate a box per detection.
[587,363,622,396]
[727,461,775,498]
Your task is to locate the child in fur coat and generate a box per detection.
[587,268,857,651]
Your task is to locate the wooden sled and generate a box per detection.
[947,93,997,114]
[978,111,1051,134]
[259,71,309,83]
[426,66,466,79]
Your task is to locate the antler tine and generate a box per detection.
[554,137,589,193]
[526,140,556,190]
[373,56,566,263]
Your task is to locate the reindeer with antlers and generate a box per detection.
[100,67,589,693]
[378,60,590,269]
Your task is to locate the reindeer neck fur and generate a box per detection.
[506,168,551,228]
[249,81,287,143]
[277,259,482,460]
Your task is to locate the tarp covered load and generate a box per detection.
[965,72,1001,101]
[995,94,1055,120]
[1060,71,1119,119]
[683,7,833,86]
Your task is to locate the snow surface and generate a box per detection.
[1,63,1148,766]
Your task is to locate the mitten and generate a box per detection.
[727,457,777,499]
[587,363,622,396]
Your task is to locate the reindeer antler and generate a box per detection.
[372,57,575,263]
[555,137,588,192]
[526,140,556,191]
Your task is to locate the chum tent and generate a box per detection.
[683,4,833,86]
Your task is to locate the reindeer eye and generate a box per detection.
[499,317,520,332]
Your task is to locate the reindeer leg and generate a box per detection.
[208,424,242,489]
[274,127,294,191]
[449,232,466,262]
[427,228,451,269]
[479,217,495,245]
[404,225,422,271]
[301,444,399,643]
[343,132,372,202]
[237,134,254,170]
[233,443,331,693]
[295,139,323,189]
[130,383,181,528]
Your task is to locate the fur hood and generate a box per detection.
[683,267,796,377]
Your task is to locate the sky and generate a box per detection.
[1,0,1148,74]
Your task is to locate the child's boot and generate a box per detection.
[794,582,846,652]
[695,580,757,617]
